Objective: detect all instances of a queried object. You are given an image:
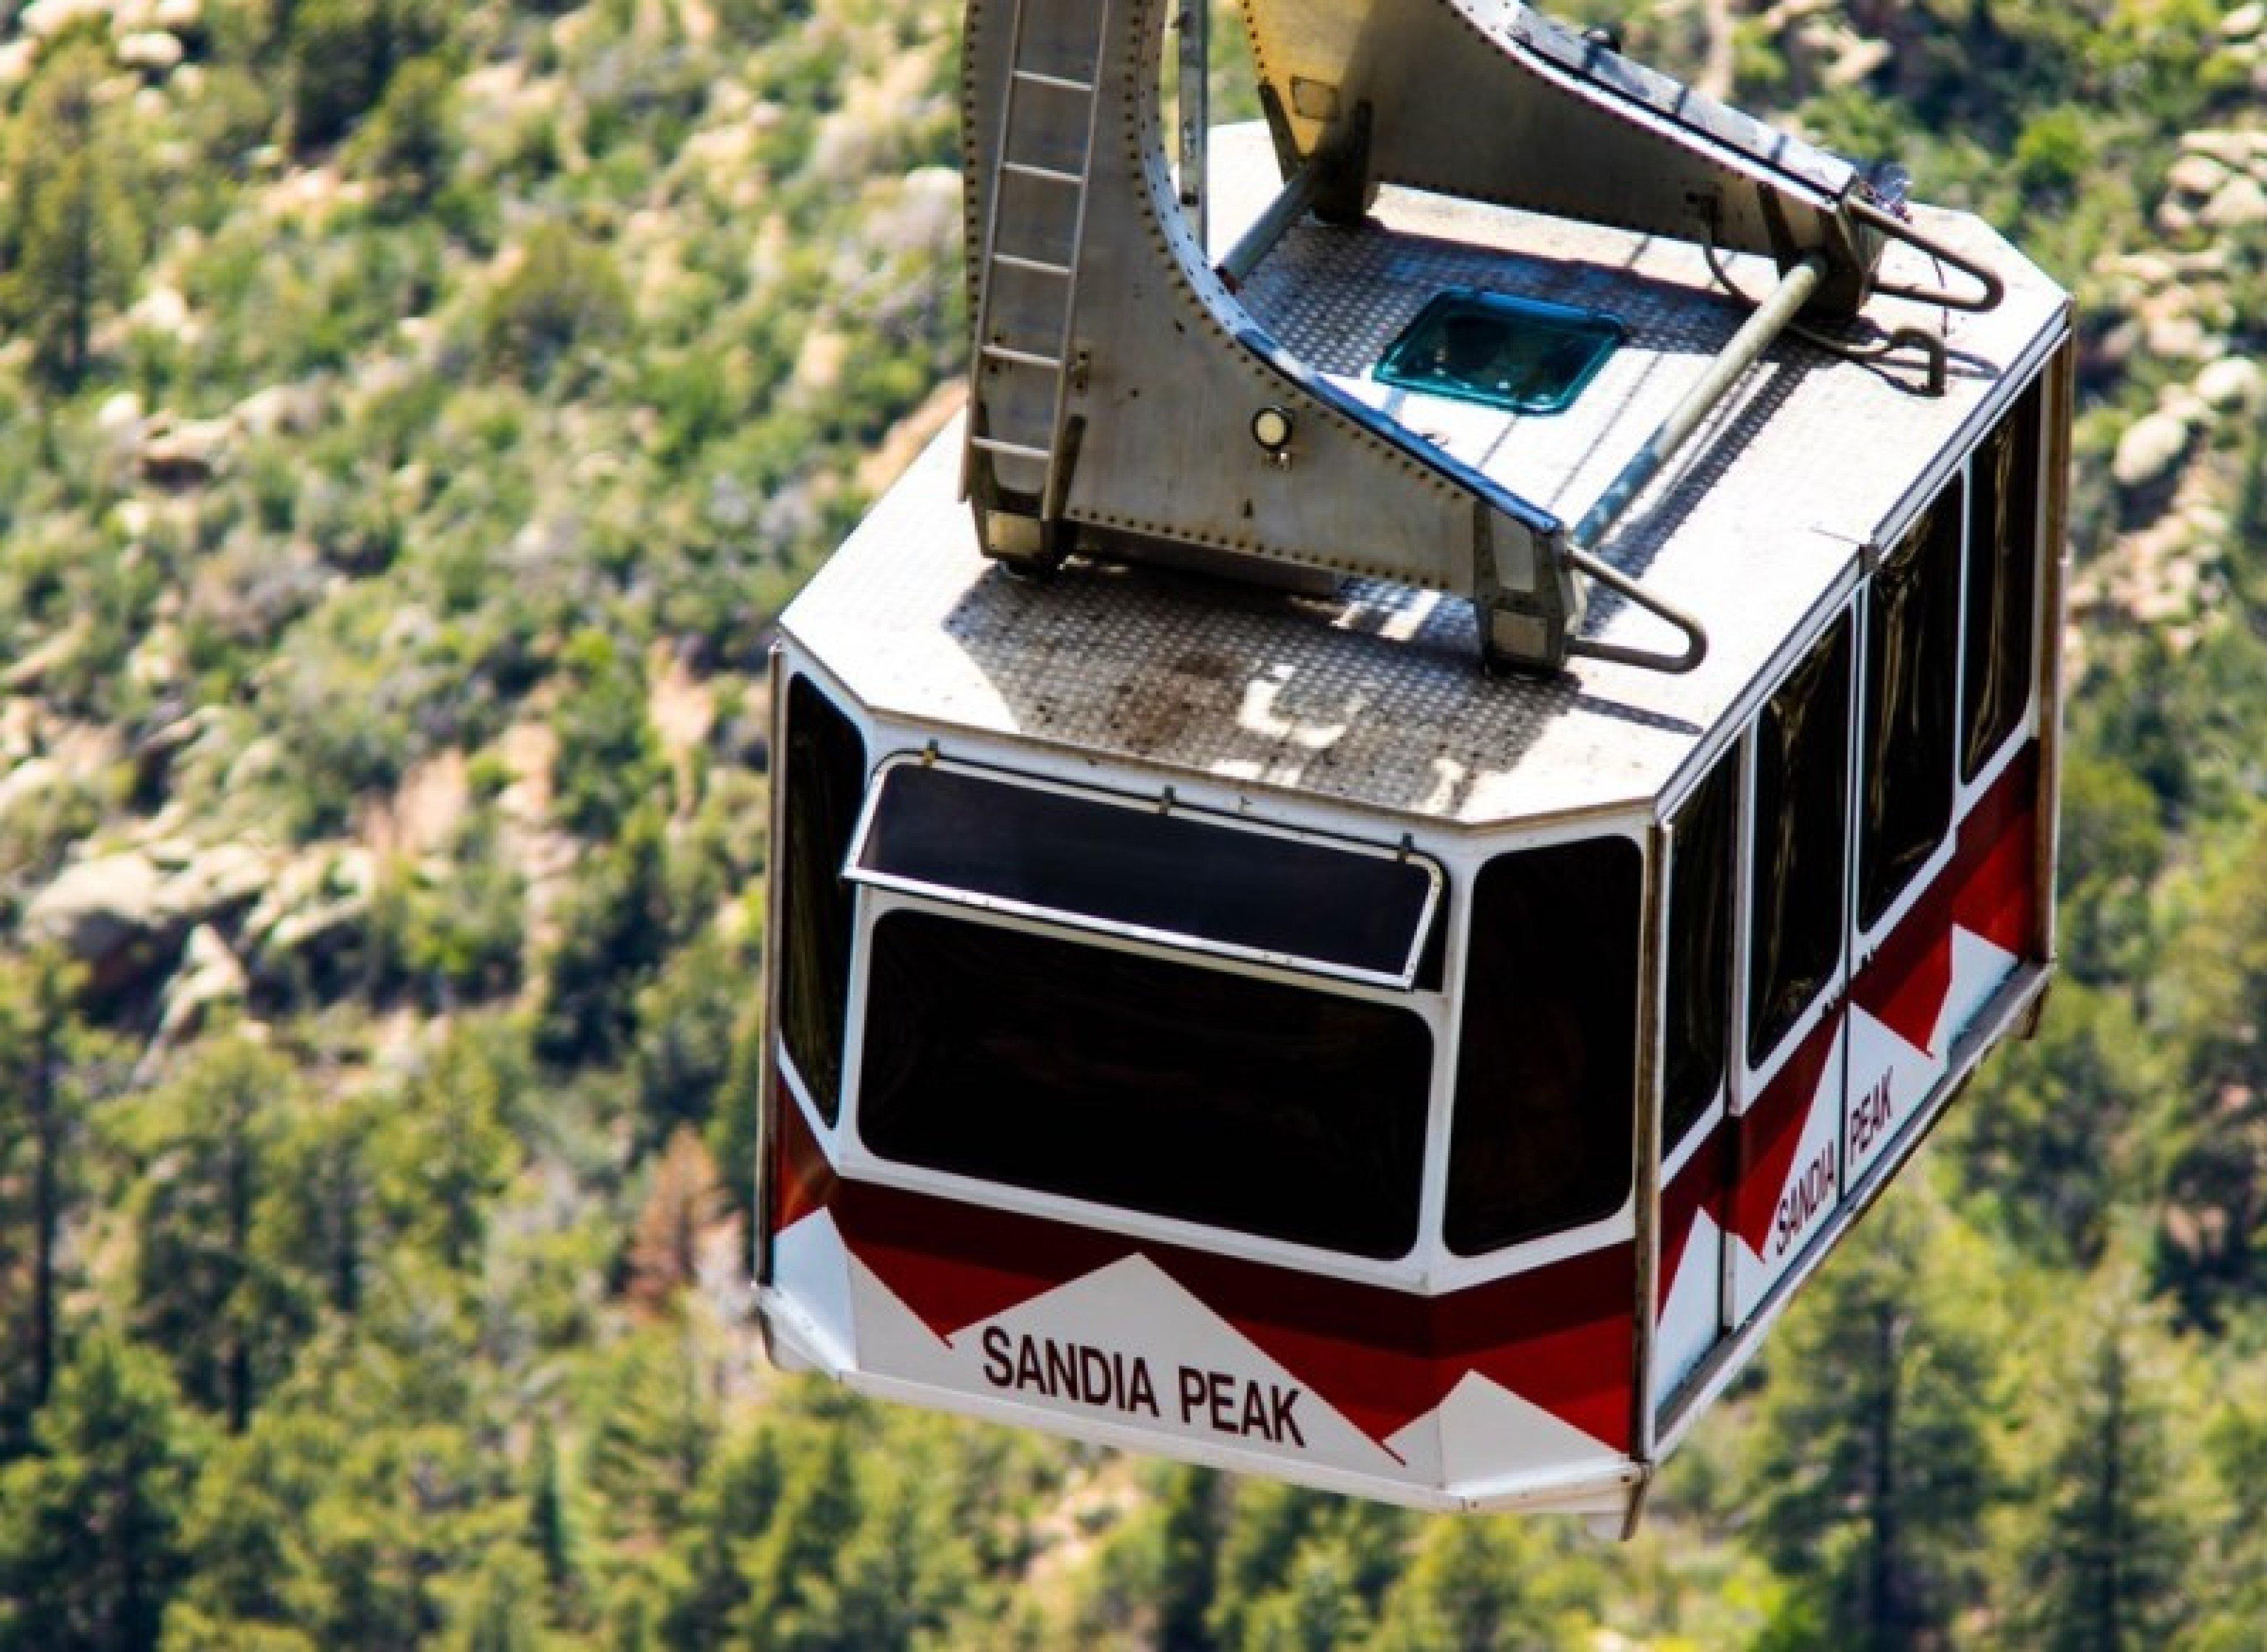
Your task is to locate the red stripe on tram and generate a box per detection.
[773,1094,1632,1451]
[1852,745,2038,1053]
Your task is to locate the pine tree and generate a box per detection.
[736,1426,863,1651]
[1365,1518,1587,1652]
[1207,1484,1409,1651]
[2006,1268,2196,1652]
[822,1452,979,1650]
[377,1021,519,1274]
[708,997,766,1234]
[1156,1464,1226,1652]
[527,1419,577,1602]
[2151,812,2267,1322]
[1235,1537,1368,1652]
[583,1320,720,1541]
[0,951,97,1452]
[450,1545,544,1652]
[2191,1379,2267,1648]
[1206,1480,1319,1648]
[165,1406,338,1644]
[0,1333,197,1652]
[538,804,675,1067]
[1746,1184,2002,1651]
[259,1099,378,1320]
[2,41,144,391]
[132,1036,306,1433]
[658,1423,783,1647]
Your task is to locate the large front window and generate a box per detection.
[858,910,1433,1259]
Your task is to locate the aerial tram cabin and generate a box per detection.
[757,0,2072,1532]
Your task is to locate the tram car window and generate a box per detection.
[1860,485,1963,931]
[1664,749,1739,1153]
[857,909,1435,1259]
[776,674,865,1124]
[848,759,1442,987]
[1747,617,1854,1066]
[1448,836,1642,1255]
[1963,380,2045,781]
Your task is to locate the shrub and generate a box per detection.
[358,55,456,205]
[551,629,667,839]
[479,223,631,384]
[288,0,450,154]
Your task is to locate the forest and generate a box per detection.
[0,0,2265,1646]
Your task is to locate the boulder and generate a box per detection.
[0,40,36,91]
[1,625,83,695]
[875,167,959,256]
[138,416,231,489]
[2181,129,2267,168]
[128,285,193,338]
[116,30,184,74]
[19,0,106,40]
[161,841,275,925]
[2112,410,2191,494]
[243,847,377,999]
[24,852,179,998]
[126,710,208,805]
[2201,174,2267,232]
[2166,153,2230,200]
[0,756,65,834]
[97,390,146,448]
[2196,356,2265,412]
[232,381,322,439]
[143,924,248,1075]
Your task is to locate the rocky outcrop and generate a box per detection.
[241,846,378,1000]
[24,853,179,1000]
[23,840,275,1003]
[141,923,249,1078]
[138,414,233,490]
[2157,128,2267,237]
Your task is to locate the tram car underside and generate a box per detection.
[757,0,2072,1533]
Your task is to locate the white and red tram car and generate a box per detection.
[756,22,2072,1530]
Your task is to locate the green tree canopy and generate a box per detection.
[0,1333,198,1652]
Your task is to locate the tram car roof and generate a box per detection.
[783,124,2068,830]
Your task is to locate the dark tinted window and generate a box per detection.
[1664,751,1738,1152]
[853,762,1438,984]
[1860,487,1962,929]
[1962,381,2041,781]
[860,912,1433,1259]
[1748,618,1851,1065]
[1448,837,1641,1255]
[778,676,867,1124]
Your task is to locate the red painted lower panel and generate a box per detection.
[1852,745,2039,1040]
[769,1096,1632,1452]
[1731,1013,1840,1258]
[1658,1120,1727,1311]
[1733,742,2041,1211]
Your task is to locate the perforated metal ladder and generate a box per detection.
[961,0,1113,540]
